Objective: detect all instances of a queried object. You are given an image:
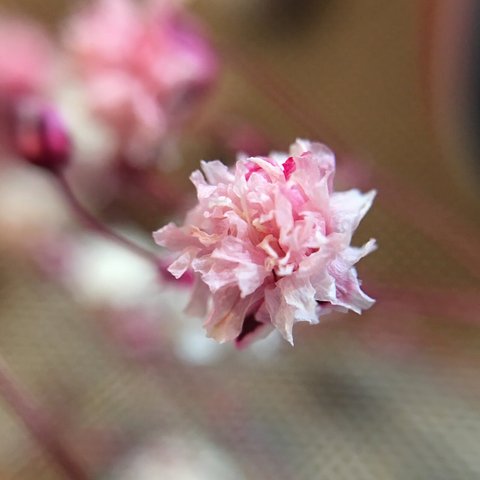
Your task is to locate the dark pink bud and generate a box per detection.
[14,100,71,173]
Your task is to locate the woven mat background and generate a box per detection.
[1,1,480,478]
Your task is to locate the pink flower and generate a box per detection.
[63,0,218,157]
[0,16,53,97]
[154,139,377,346]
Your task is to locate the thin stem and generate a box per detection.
[56,171,160,267]
[0,355,90,479]
[115,158,191,213]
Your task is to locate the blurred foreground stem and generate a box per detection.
[0,355,90,479]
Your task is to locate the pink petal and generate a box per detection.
[167,247,200,279]
[153,222,199,251]
[185,277,210,317]
[200,160,235,184]
[282,156,296,180]
[204,287,261,342]
[330,189,377,235]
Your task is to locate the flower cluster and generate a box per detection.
[154,139,377,346]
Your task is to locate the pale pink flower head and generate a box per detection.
[0,16,53,97]
[63,0,218,156]
[154,139,377,346]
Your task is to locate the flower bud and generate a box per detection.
[14,100,71,173]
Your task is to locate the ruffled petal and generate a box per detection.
[167,247,200,279]
[211,237,268,297]
[265,275,318,345]
[327,239,377,313]
[191,256,237,293]
[290,139,336,191]
[153,222,199,251]
[264,285,294,344]
[185,277,210,317]
[204,287,261,342]
[200,159,235,185]
[190,170,216,199]
[330,189,376,235]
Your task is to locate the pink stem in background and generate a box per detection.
[370,283,480,325]
[221,42,480,281]
[420,0,475,126]
[56,171,191,285]
[56,172,159,267]
[0,355,90,479]
[120,163,192,213]
[136,172,185,210]
[365,168,480,282]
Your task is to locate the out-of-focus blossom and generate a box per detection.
[0,16,53,98]
[63,0,218,162]
[55,83,117,170]
[154,139,377,346]
[0,15,54,156]
[52,82,123,204]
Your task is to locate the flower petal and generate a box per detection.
[330,189,376,235]
[167,247,200,279]
[153,222,199,251]
[204,287,261,342]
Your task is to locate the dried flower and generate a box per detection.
[154,139,377,346]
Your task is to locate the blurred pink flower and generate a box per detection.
[154,139,377,346]
[0,16,53,97]
[63,0,218,158]
[0,16,54,156]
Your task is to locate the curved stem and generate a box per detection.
[56,172,160,267]
[0,355,90,479]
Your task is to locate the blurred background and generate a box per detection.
[0,0,480,479]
